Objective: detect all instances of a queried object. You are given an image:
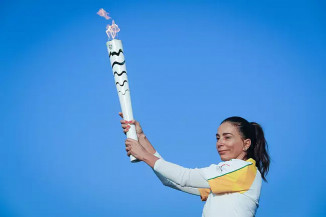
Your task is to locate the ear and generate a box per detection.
[243,139,251,151]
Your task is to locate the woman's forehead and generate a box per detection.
[217,122,238,135]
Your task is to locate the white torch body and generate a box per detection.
[107,39,138,162]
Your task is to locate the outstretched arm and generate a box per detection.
[153,170,201,195]
[119,113,207,195]
[125,139,210,189]
[153,159,210,188]
[152,152,200,195]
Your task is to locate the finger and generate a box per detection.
[119,112,124,118]
[121,124,129,129]
[130,120,137,125]
[120,120,127,124]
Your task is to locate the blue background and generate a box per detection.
[1,0,325,216]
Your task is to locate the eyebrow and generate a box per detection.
[216,133,233,137]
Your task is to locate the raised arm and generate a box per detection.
[119,113,202,195]
[152,158,210,189]
[152,152,200,195]
[153,169,201,195]
[124,138,210,189]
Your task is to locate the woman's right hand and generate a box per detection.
[119,112,143,135]
[119,112,156,155]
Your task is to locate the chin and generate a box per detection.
[220,155,231,161]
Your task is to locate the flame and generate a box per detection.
[106,20,120,40]
[97,8,111,20]
[97,8,120,40]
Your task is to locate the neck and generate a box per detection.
[235,152,247,161]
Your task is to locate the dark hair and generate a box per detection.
[221,116,270,181]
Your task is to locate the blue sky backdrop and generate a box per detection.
[1,0,326,216]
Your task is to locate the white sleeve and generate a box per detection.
[152,152,201,196]
[153,158,210,189]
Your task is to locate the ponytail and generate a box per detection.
[221,117,270,181]
[248,122,270,181]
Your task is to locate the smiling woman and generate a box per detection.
[218,117,270,181]
[121,113,270,217]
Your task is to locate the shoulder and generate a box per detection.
[201,159,258,194]
[200,159,254,180]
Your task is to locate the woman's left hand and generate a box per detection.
[125,138,149,161]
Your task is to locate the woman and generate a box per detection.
[120,113,270,217]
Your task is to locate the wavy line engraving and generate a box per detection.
[109,49,124,57]
[118,89,129,95]
[113,71,127,76]
[115,80,128,87]
[111,60,125,68]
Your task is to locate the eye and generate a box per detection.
[225,136,231,140]
[216,137,220,141]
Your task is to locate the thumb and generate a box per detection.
[130,120,138,126]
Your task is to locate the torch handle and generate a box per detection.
[125,123,140,162]
[119,99,140,163]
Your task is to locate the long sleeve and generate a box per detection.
[152,152,202,196]
[153,157,210,189]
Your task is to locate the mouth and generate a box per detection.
[218,150,228,154]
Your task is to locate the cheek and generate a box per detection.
[227,141,243,154]
[224,141,235,149]
[232,141,244,153]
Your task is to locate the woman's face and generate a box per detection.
[216,122,251,161]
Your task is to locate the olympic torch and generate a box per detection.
[98,9,139,162]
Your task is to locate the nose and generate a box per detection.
[216,140,223,149]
